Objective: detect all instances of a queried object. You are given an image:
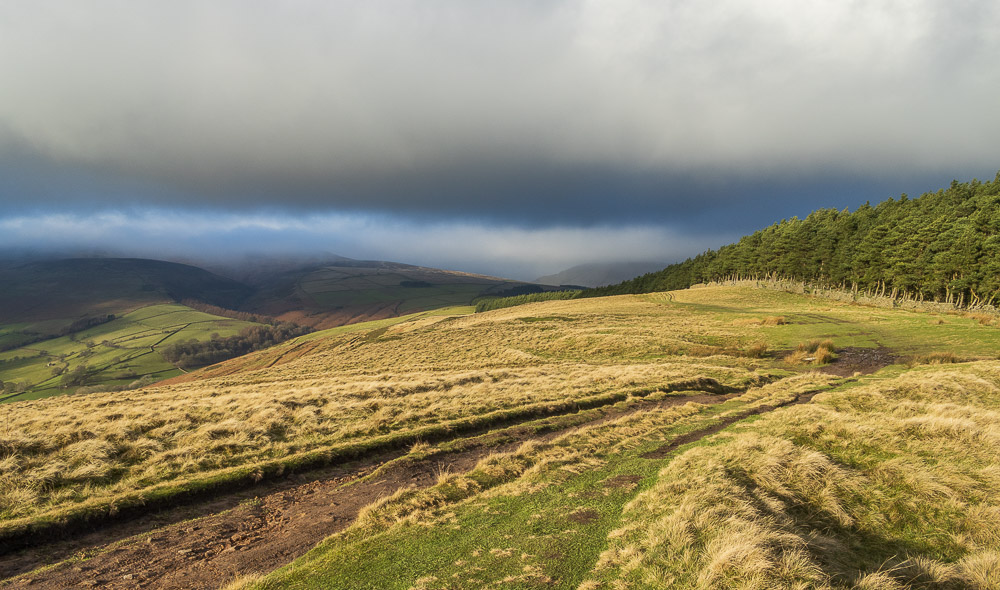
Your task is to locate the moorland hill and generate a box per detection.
[3,286,1000,588]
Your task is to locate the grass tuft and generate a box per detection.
[911,352,961,366]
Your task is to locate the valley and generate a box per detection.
[0,256,552,402]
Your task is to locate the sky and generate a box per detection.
[1,1,998,280]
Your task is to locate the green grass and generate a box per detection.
[254,377,832,589]
[0,303,260,403]
[656,288,1000,360]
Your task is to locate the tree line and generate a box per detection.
[587,174,1000,307]
[179,299,278,324]
[161,323,313,369]
[475,290,582,313]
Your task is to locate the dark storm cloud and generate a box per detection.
[1,0,998,222]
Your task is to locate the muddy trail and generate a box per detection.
[819,346,895,377]
[0,391,740,589]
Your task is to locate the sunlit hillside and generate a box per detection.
[3,286,1000,588]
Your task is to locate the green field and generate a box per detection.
[0,303,259,403]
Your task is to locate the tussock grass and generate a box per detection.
[966,313,999,327]
[217,573,264,590]
[743,341,769,358]
[785,339,837,365]
[910,351,961,365]
[581,361,1000,589]
[736,315,788,327]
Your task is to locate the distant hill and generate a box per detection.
[0,255,554,331]
[0,255,552,400]
[589,174,1000,307]
[238,258,549,329]
[535,261,667,288]
[0,257,251,325]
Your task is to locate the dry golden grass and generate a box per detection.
[966,313,999,327]
[910,351,961,365]
[11,284,1000,587]
[784,339,837,365]
[1,293,777,528]
[217,573,264,590]
[732,315,786,327]
[582,361,1000,589]
[744,341,769,358]
[338,395,720,542]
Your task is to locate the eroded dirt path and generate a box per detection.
[819,346,895,377]
[1,393,736,589]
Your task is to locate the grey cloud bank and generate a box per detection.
[0,210,727,280]
[0,1,998,274]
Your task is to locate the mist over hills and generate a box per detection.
[535,261,668,288]
[0,257,251,323]
[0,254,552,329]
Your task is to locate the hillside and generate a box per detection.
[590,174,1000,307]
[0,257,252,326]
[3,286,1000,588]
[0,256,554,398]
[0,258,271,402]
[236,257,548,329]
[535,261,666,288]
[0,303,263,403]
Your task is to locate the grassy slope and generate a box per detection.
[246,286,1000,589]
[586,363,1000,589]
[0,258,251,325]
[0,303,259,403]
[261,364,1000,590]
[4,286,1000,588]
[240,262,538,329]
[158,306,475,384]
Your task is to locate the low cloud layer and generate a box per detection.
[0,209,726,280]
[2,1,998,221]
[1,2,998,275]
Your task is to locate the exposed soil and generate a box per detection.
[567,509,599,524]
[602,475,641,490]
[820,346,895,377]
[0,392,736,589]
